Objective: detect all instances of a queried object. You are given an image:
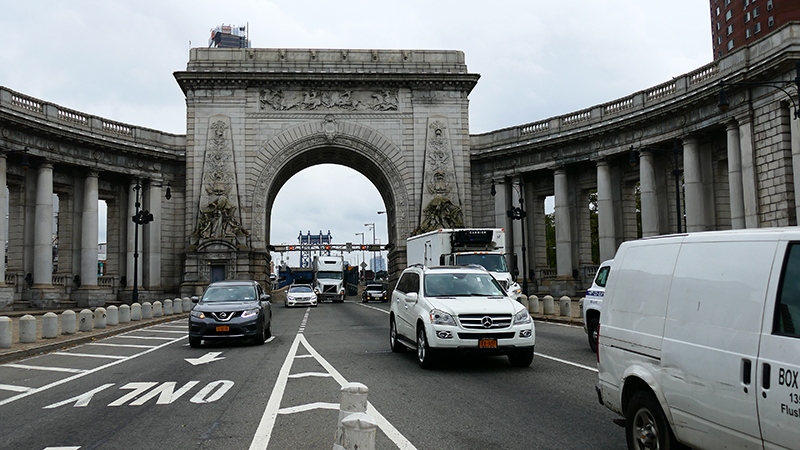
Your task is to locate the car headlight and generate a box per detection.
[430,309,456,326]
[311,295,317,301]
[513,308,532,325]
[241,308,259,319]
[509,286,522,296]
[287,296,295,301]
[191,310,205,319]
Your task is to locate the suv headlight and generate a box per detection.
[513,309,532,325]
[430,309,456,326]
[241,308,259,319]
[191,310,205,319]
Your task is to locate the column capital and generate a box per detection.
[725,118,739,130]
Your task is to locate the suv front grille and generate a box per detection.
[210,311,240,322]
[458,314,513,329]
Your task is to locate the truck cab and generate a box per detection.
[313,256,345,302]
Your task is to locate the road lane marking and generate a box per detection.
[43,383,115,408]
[141,329,186,334]
[278,401,339,415]
[0,383,33,393]
[5,364,86,374]
[115,335,176,340]
[358,303,390,314]
[287,372,332,379]
[54,352,127,360]
[0,334,186,407]
[248,332,417,450]
[535,352,598,372]
[88,343,156,349]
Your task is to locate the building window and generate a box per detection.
[754,6,760,17]
[768,16,774,27]
[716,6,721,16]
[728,40,735,51]
[744,0,750,6]
[746,27,752,38]
[727,24,734,35]
[767,0,773,11]
[717,22,721,31]
[755,22,762,33]
[726,10,733,21]
[725,0,731,5]
[746,11,751,22]
[718,36,723,45]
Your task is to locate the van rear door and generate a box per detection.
[757,241,800,450]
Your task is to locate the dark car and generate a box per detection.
[362,283,388,302]
[189,280,272,347]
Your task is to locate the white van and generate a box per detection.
[597,228,800,450]
[583,259,612,352]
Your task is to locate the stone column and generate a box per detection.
[554,168,573,277]
[0,156,6,286]
[145,182,162,289]
[596,160,616,261]
[510,178,523,278]
[682,136,705,232]
[33,163,54,286]
[126,180,142,291]
[726,121,746,229]
[80,172,99,288]
[738,118,759,228]
[791,111,800,224]
[638,151,659,237]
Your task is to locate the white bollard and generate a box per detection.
[559,296,571,317]
[131,303,142,321]
[119,304,131,323]
[0,316,12,348]
[79,309,94,332]
[529,295,540,314]
[173,298,183,314]
[94,307,107,329]
[19,315,37,343]
[42,312,59,338]
[520,295,529,311]
[543,295,555,315]
[62,310,77,335]
[335,382,369,447]
[152,301,163,318]
[182,297,192,312]
[579,298,584,319]
[341,413,377,450]
[164,299,173,316]
[107,305,119,326]
[141,302,152,319]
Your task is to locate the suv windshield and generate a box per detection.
[454,254,508,272]
[424,273,505,297]
[202,285,257,302]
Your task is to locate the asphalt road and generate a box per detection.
[0,300,625,449]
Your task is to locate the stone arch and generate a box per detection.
[249,117,412,263]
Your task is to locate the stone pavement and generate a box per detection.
[0,308,189,364]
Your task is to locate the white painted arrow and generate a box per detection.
[185,352,225,366]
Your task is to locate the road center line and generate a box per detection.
[535,352,598,372]
[357,303,390,314]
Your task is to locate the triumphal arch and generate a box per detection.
[174,48,480,295]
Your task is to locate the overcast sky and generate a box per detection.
[1,1,712,268]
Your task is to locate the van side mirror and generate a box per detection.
[261,294,271,302]
[191,296,200,303]
[406,292,419,303]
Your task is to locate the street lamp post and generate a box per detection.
[718,61,800,120]
[355,232,365,279]
[130,177,171,303]
[491,179,528,296]
[365,223,375,272]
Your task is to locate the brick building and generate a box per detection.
[711,0,800,59]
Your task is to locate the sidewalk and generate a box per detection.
[0,308,189,364]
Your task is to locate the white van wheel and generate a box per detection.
[626,391,678,450]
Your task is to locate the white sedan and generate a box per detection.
[285,284,318,307]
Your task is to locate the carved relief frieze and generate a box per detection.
[259,88,398,112]
[415,117,463,235]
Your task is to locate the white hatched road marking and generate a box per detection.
[0,383,33,393]
[5,364,86,374]
[287,372,332,379]
[88,343,156,349]
[115,335,176,340]
[54,352,127,360]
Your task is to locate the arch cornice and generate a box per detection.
[249,118,410,247]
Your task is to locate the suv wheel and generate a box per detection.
[189,336,201,348]
[390,317,406,353]
[417,326,436,369]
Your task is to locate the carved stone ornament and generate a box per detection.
[322,115,337,143]
[418,116,463,232]
[259,89,398,112]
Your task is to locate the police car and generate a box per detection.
[582,259,612,352]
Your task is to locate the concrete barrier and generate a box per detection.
[182,297,192,312]
[335,382,369,448]
[107,305,119,326]
[340,413,377,450]
[173,297,183,314]
[62,310,76,335]
[164,299,173,315]
[528,295,540,314]
[0,316,12,348]
[94,307,107,329]
[42,312,58,338]
[78,309,93,332]
[131,303,142,321]
[152,301,163,318]
[141,302,152,319]
[19,315,37,343]
[520,295,529,311]
[119,304,131,323]
[543,295,555,315]
[559,296,571,317]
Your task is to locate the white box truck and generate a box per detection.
[406,228,522,300]
[313,255,345,302]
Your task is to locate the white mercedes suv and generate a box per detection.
[389,264,535,369]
